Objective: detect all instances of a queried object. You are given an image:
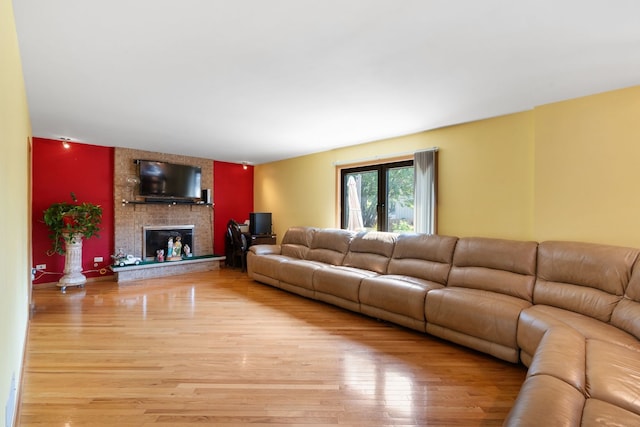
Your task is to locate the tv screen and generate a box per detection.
[138,160,202,199]
[250,212,272,235]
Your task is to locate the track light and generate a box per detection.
[60,137,71,149]
[242,162,248,170]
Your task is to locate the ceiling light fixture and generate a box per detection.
[242,162,248,170]
[60,137,71,149]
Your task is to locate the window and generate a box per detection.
[341,160,415,232]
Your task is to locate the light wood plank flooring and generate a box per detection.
[18,269,526,426]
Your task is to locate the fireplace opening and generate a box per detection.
[143,225,194,261]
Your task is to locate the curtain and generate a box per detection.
[414,149,437,234]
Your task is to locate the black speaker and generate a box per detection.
[201,189,212,204]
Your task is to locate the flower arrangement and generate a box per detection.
[43,192,103,255]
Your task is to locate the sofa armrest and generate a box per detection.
[249,244,282,256]
[504,374,585,427]
[527,327,586,394]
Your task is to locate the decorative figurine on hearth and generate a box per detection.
[173,236,182,258]
[115,248,126,259]
[183,244,191,257]
[167,237,173,257]
[156,249,165,262]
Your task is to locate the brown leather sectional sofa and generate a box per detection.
[247,227,640,426]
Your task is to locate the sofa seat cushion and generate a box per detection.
[425,287,530,362]
[587,339,640,417]
[360,275,444,322]
[313,266,379,303]
[582,399,640,426]
[277,259,330,291]
[517,305,640,363]
[503,374,585,427]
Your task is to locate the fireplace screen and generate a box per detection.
[143,225,194,261]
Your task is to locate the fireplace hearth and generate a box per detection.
[143,225,194,261]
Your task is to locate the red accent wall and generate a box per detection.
[213,161,254,254]
[32,138,114,284]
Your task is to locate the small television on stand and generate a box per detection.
[249,212,272,235]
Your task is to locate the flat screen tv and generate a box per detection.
[249,212,272,235]
[138,160,202,199]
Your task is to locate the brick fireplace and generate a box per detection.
[112,148,218,281]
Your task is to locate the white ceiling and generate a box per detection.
[12,0,640,165]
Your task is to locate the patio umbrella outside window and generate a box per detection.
[347,176,364,231]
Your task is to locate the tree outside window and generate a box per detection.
[341,160,414,232]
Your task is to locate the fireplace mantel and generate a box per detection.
[121,199,213,207]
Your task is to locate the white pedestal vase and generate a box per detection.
[58,233,86,292]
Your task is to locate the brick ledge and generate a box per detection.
[112,255,225,282]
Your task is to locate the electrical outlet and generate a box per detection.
[94,256,104,263]
[36,264,46,270]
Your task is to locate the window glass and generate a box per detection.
[341,160,413,232]
[386,165,415,232]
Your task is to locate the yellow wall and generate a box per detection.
[255,111,535,241]
[428,113,534,239]
[534,86,640,247]
[0,0,32,423]
[254,150,338,234]
[256,85,640,248]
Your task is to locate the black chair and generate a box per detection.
[225,219,248,271]
[224,220,234,265]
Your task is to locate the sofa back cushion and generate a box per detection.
[387,233,458,283]
[306,228,354,265]
[448,237,537,301]
[280,226,317,259]
[534,241,639,322]
[342,231,397,274]
[611,260,640,339]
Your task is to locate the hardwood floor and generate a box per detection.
[18,269,526,426]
